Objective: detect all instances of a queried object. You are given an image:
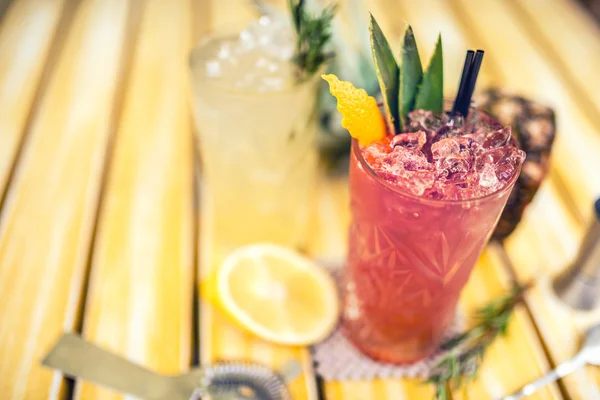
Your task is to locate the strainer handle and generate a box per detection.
[42,333,171,399]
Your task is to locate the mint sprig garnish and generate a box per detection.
[289,0,337,78]
[370,15,444,134]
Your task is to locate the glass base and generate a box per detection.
[341,324,440,365]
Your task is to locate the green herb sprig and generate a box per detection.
[426,282,531,400]
[370,15,443,133]
[289,0,337,78]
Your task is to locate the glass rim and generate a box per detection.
[351,136,523,206]
[188,30,326,98]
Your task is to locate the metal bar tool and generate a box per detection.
[42,333,300,400]
[553,197,600,310]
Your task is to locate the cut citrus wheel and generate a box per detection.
[216,244,339,346]
[322,73,386,146]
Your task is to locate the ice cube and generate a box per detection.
[400,169,435,196]
[469,140,483,156]
[390,131,426,151]
[408,110,442,129]
[475,147,506,171]
[436,155,472,177]
[217,43,232,60]
[205,60,221,78]
[379,161,434,195]
[362,142,390,167]
[456,171,479,187]
[431,137,475,159]
[495,148,525,182]
[201,17,296,93]
[405,110,443,140]
[239,29,255,49]
[431,127,451,143]
[245,14,294,60]
[471,113,504,143]
[388,147,429,171]
[478,164,498,188]
[258,15,271,26]
[379,160,405,177]
[482,127,511,149]
[475,146,524,186]
[431,138,460,160]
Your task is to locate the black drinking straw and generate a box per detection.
[452,49,484,117]
[462,50,484,114]
[452,50,474,115]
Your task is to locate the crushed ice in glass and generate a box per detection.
[197,15,295,92]
[360,110,526,200]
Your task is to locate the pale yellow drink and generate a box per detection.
[190,20,321,253]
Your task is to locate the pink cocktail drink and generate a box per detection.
[342,109,525,363]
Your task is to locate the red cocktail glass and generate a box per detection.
[342,111,523,364]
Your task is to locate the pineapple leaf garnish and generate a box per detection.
[369,14,400,134]
[414,34,444,113]
[289,0,337,78]
[399,26,423,125]
[369,15,444,133]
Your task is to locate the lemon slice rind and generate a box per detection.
[217,243,339,346]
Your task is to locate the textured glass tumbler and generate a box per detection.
[342,137,521,364]
[190,35,321,255]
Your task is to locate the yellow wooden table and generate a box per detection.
[0,0,599,399]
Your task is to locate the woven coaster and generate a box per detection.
[313,260,466,381]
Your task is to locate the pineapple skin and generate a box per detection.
[474,88,557,240]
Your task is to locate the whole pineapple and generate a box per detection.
[475,88,557,240]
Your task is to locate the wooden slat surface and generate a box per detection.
[510,0,600,133]
[0,0,130,397]
[0,0,599,399]
[76,0,195,398]
[0,0,66,200]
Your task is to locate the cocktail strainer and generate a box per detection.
[43,333,300,400]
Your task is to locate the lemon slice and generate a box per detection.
[216,244,339,346]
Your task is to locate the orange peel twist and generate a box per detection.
[322,74,386,146]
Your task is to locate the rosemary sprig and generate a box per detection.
[426,281,531,400]
[288,0,337,78]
